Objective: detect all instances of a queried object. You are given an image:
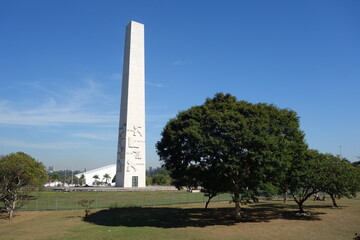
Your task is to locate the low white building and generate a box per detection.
[44,181,62,187]
[75,164,116,186]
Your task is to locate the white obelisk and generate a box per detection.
[116,21,146,187]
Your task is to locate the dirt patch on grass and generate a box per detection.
[0,210,85,240]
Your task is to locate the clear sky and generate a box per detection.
[0,0,359,171]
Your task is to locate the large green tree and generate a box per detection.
[156,93,307,220]
[0,152,47,219]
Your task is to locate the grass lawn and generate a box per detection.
[1,196,359,240]
[9,190,231,211]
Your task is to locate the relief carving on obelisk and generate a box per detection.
[117,123,127,173]
[125,125,144,172]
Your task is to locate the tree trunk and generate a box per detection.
[7,194,18,219]
[294,199,305,213]
[235,201,241,221]
[283,192,287,203]
[205,195,213,209]
[329,193,339,208]
[292,191,315,213]
[233,192,242,221]
[9,200,16,219]
[299,203,304,213]
[9,208,13,219]
[85,209,90,218]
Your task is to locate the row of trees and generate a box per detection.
[48,171,113,186]
[92,173,112,186]
[156,93,360,220]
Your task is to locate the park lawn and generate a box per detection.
[10,190,231,211]
[1,197,359,240]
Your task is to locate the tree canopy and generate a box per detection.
[0,152,47,219]
[321,154,360,207]
[282,150,360,212]
[285,149,331,212]
[157,93,307,220]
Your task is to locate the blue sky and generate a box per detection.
[0,0,359,170]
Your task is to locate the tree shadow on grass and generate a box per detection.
[84,205,323,228]
[85,207,234,228]
[245,203,325,222]
[304,204,349,210]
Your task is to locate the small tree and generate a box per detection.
[79,174,86,186]
[92,175,100,186]
[102,173,111,185]
[78,199,95,218]
[0,152,47,219]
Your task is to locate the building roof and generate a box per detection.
[75,164,116,178]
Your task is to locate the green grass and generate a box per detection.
[5,190,232,211]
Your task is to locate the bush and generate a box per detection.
[152,174,171,185]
